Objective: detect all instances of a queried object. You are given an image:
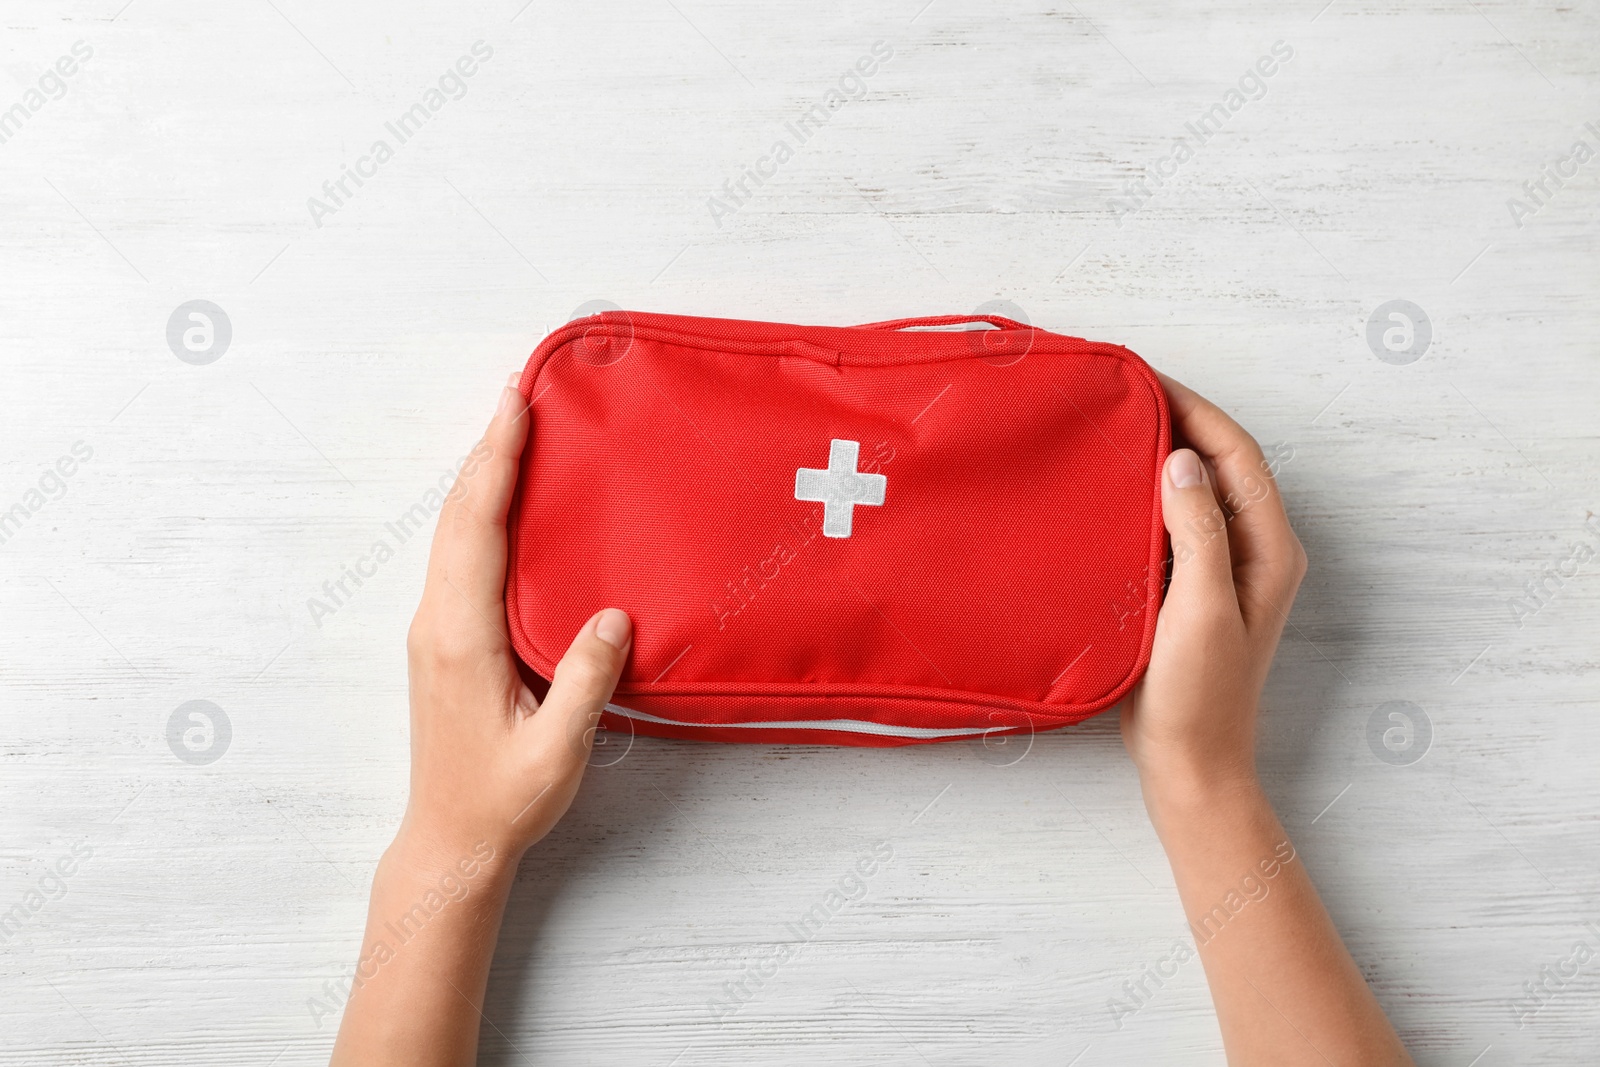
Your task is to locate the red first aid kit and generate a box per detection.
[506,311,1169,747]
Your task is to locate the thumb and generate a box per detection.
[1161,449,1236,611]
[530,608,632,765]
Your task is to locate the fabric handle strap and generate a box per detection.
[854,314,1030,332]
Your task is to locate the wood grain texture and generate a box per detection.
[1,0,1596,1063]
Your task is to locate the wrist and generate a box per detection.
[382,824,521,899]
[1137,758,1267,832]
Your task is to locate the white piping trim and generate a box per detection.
[603,702,992,740]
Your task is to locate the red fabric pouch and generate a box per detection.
[507,311,1169,747]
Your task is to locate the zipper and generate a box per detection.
[604,702,993,740]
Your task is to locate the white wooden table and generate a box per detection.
[3,1,1596,1063]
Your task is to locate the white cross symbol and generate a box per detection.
[794,439,887,538]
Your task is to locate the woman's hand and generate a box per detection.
[1120,374,1412,1065]
[331,376,631,1067]
[1121,371,1307,799]
[401,374,632,864]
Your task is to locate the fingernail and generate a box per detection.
[1168,449,1203,489]
[506,372,521,388]
[497,385,517,416]
[594,608,631,650]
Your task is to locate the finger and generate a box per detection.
[527,609,632,766]
[1161,448,1238,618]
[1157,373,1303,621]
[425,375,532,616]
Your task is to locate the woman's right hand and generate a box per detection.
[1120,372,1307,800]
[1118,374,1412,1065]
